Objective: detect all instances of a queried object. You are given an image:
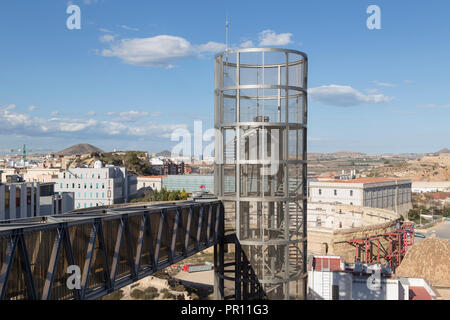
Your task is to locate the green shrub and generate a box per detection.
[102,289,124,300]
[130,289,146,299]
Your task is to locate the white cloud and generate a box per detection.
[50,110,60,116]
[258,30,293,46]
[29,105,36,112]
[87,111,96,116]
[99,28,113,33]
[101,35,225,67]
[308,85,393,106]
[121,25,139,31]
[373,80,396,87]
[417,104,450,109]
[240,40,254,48]
[0,105,186,139]
[99,34,116,43]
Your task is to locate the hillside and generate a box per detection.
[57,144,104,156]
[366,154,450,181]
[68,151,151,175]
[155,150,173,157]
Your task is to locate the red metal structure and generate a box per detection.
[344,222,415,271]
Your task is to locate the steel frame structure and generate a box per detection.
[214,48,308,300]
[0,200,223,300]
[344,222,415,271]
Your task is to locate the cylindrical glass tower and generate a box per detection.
[214,48,308,300]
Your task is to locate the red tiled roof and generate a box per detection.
[429,192,450,200]
[409,286,432,300]
[317,177,401,184]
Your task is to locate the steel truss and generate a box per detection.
[214,233,267,300]
[0,200,223,300]
[344,222,415,270]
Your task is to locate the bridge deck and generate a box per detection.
[0,200,223,300]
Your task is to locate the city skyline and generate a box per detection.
[0,0,449,154]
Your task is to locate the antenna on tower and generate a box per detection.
[225,14,229,52]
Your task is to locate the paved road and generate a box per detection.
[416,221,450,241]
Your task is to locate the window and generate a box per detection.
[78,192,80,198]
[334,190,337,196]
[72,183,75,188]
[98,174,100,179]
[80,174,83,179]
[60,183,63,188]
[96,183,98,189]
[102,183,105,189]
[96,193,98,198]
[66,184,69,189]
[102,192,104,198]
[319,189,322,195]
[92,174,94,178]
[84,183,86,189]
[350,190,353,196]
[78,184,81,189]
[90,183,92,189]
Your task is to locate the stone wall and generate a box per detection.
[308,220,398,263]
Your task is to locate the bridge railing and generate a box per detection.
[0,200,223,300]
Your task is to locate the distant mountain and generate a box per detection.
[57,144,104,156]
[331,150,367,157]
[438,148,450,154]
[155,150,173,157]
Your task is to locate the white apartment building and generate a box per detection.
[53,164,137,209]
[309,177,412,217]
[411,181,450,193]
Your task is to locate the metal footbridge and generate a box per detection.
[0,200,223,300]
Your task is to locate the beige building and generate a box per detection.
[136,176,166,191]
[309,177,412,217]
[0,168,61,183]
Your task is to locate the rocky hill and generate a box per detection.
[68,151,151,175]
[57,144,104,156]
[366,154,450,181]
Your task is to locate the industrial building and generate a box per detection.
[52,161,137,209]
[308,255,437,300]
[162,174,214,194]
[309,177,412,217]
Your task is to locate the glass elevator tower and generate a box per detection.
[214,48,308,300]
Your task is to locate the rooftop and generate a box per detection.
[312,177,409,184]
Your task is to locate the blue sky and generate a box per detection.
[0,0,449,155]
